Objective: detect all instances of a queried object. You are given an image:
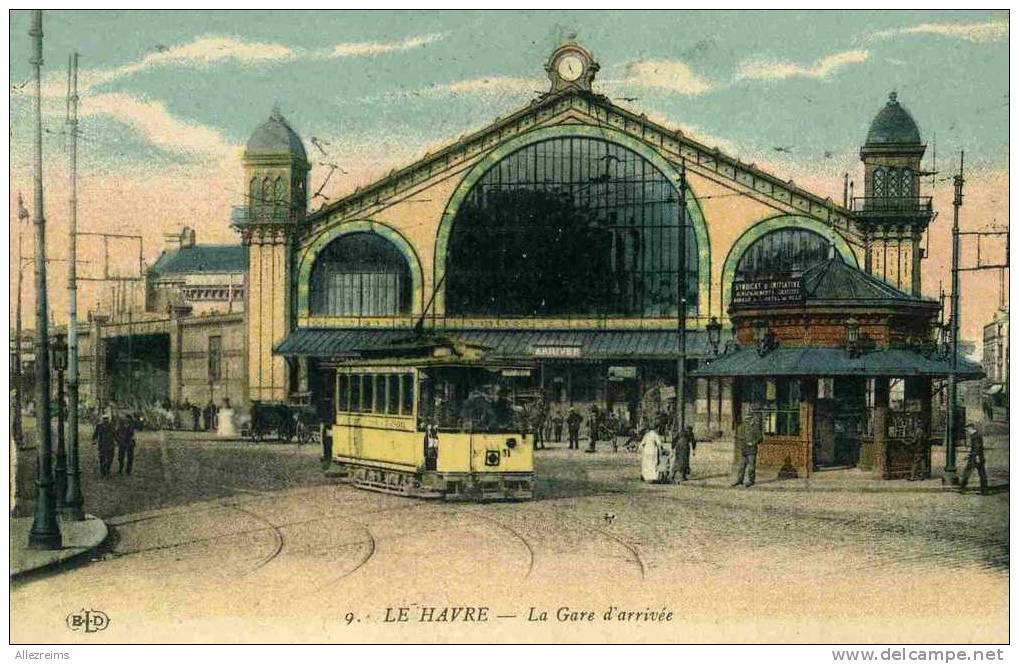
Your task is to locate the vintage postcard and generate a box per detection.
[7,8,1009,650]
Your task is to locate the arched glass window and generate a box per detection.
[734,227,831,282]
[873,167,887,198]
[901,168,914,198]
[309,233,412,316]
[445,137,698,318]
[272,177,286,218]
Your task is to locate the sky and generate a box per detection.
[7,9,1010,346]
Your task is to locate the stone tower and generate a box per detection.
[237,108,309,403]
[857,92,932,296]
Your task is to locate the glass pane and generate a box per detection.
[309,233,412,316]
[402,374,414,415]
[338,375,349,412]
[349,375,361,413]
[374,375,386,413]
[363,375,374,414]
[388,375,400,414]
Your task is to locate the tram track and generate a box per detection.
[228,504,286,571]
[456,509,536,579]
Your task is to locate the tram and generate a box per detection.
[326,336,534,501]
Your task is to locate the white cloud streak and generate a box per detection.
[81,93,238,159]
[329,33,445,57]
[736,49,869,81]
[624,60,714,95]
[869,19,1008,43]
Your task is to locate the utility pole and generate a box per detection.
[676,159,688,437]
[27,9,61,550]
[64,51,85,520]
[943,152,964,485]
[14,194,30,450]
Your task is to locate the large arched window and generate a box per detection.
[309,232,411,316]
[445,137,698,317]
[734,227,831,280]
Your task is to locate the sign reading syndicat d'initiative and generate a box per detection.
[731,277,804,306]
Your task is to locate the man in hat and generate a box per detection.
[116,412,137,475]
[93,412,116,478]
[566,407,582,450]
[908,420,931,481]
[732,409,763,488]
[671,425,696,483]
[958,422,989,495]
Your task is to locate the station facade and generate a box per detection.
[233,42,943,441]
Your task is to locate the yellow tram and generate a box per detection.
[326,337,534,501]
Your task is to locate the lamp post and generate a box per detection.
[846,316,860,358]
[706,316,722,357]
[51,333,68,509]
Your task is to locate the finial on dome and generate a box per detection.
[888,91,898,103]
[271,105,282,120]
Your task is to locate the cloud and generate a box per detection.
[423,76,542,96]
[328,33,445,57]
[869,19,1008,43]
[624,60,714,95]
[736,49,869,81]
[81,93,238,159]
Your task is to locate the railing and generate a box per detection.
[231,206,302,225]
[851,196,933,214]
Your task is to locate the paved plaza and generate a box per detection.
[10,427,1009,644]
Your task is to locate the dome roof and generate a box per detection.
[865,92,922,145]
[245,107,307,160]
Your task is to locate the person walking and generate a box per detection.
[116,412,137,475]
[908,420,931,481]
[671,425,696,483]
[639,415,670,483]
[586,405,601,453]
[552,409,564,444]
[566,407,582,450]
[93,412,116,478]
[732,410,763,488]
[958,422,989,495]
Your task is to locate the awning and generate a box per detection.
[690,347,984,379]
[275,327,708,360]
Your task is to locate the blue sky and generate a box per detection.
[7,10,1010,341]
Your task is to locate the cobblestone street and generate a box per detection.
[10,427,1009,644]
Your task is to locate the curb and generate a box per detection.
[9,514,109,580]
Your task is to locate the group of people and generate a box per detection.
[530,403,638,453]
[92,411,138,478]
[637,414,697,484]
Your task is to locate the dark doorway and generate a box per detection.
[814,377,866,469]
[105,333,170,407]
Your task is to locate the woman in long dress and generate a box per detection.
[639,415,669,483]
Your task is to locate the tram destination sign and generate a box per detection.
[731,277,804,306]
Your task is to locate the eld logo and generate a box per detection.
[66,609,110,633]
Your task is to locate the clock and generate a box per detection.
[556,53,585,82]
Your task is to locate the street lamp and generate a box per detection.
[706,316,722,356]
[846,316,861,358]
[51,333,68,510]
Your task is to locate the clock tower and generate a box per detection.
[545,42,599,93]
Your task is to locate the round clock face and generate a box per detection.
[556,53,585,82]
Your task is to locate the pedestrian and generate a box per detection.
[566,407,582,450]
[531,400,546,451]
[116,412,137,475]
[732,409,763,488]
[203,400,217,432]
[671,425,696,483]
[639,414,671,483]
[552,409,564,443]
[186,399,200,432]
[93,412,116,478]
[908,420,930,481]
[586,405,601,453]
[958,422,989,495]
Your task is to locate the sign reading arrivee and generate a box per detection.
[731,277,804,306]
[532,344,582,358]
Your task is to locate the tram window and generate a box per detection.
[363,376,374,414]
[388,375,400,414]
[401,374,414,415]
[374,375,386,413]
[338,375,349,412]
[349,375,361,412]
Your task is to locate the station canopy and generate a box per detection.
[691,347,983,379]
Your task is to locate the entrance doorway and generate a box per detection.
[813,377,866,469]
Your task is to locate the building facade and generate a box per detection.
[225,42,948,440]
